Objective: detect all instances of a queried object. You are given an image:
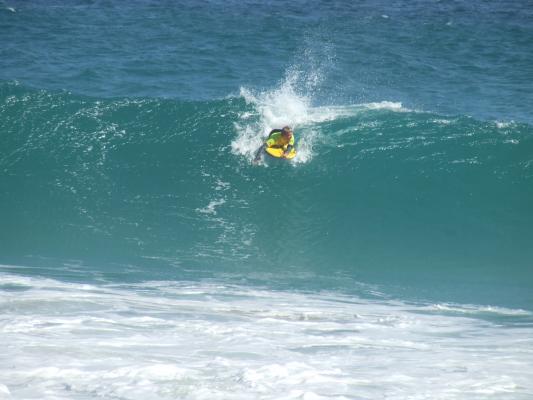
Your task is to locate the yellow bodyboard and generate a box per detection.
[265,146,296,159]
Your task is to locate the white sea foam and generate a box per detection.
[1,272,533,399]
[504,139,519,144]
[495,120,515,129]
[231,64,413,166]
[232,67,363,165]
[196,198,226,215]
[232,83,320,165]
[364,101,408,112]
[429,303,532,316]
[432,118,453,125]
[0,384,10,396]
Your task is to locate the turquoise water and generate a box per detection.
[1,1,533,398]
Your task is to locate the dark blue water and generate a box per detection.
[2,1,532,120]
[1,2,533,397]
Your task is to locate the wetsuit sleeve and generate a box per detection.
[283,135,295,155]
[254,143,265,161]
[266,131,281,147]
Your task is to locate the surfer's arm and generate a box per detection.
[254,143,266,161]
[265,137,276,147]
[283,144,294,157]
[283,136,295,156]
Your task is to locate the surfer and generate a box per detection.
[253,126,295,162]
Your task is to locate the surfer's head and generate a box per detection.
[281,126,293,138]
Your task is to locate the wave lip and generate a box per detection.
[362,101,409,112]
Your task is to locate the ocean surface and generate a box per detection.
[1,1,533,398]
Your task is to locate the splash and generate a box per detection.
[231,67,341,165]
[230,56,411,165]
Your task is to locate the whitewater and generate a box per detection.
[2,273,533,399]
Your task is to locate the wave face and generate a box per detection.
[1,81,533,308]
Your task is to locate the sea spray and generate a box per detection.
[232,81,315,163]
[232,71,347,164]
